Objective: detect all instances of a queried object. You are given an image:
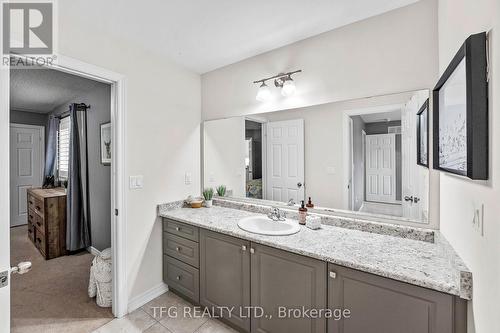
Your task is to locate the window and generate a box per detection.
[57,116,71,180]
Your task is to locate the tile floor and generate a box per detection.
[93,291,238,333]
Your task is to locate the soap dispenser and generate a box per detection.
[306,197,314,208]
[298,200,307,225]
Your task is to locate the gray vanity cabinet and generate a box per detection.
[327,263,466,333]
[250,243,327,333]
[200,229,251,332]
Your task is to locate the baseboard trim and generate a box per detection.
[128,282,169,313]
[87,246,101,256]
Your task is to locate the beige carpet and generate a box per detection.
[10,225,114,333]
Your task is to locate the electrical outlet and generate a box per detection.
[208,173,215,183]
[185,172,192,185]
[472,204,484,236]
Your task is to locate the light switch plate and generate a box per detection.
[129,175,144,189]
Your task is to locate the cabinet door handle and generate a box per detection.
[176,275,181,280]
[329,271,337,279]
[175,247,181,252]
[249,248,255,254]
[241,245,247,251]
[175,227,181,231]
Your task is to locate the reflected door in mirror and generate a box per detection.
[365,134,396,203]
[266,119,304,203]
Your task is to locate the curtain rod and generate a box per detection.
[54,103,91,119]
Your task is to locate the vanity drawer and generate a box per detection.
[164,232,199,268]
[163,219,199,242]
[164,255,199,303]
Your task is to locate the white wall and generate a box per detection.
[201,0,438,121]
[57,1,201,304]
[438,0,500,332]
[204,118,246,197]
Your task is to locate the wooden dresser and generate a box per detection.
[27,188,67,259]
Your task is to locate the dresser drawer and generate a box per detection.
[164,233,199,268]
[31,210,45,233]
[35,232,46,256]
[32,197,44,216]
[28,209,36,224]
[28,220,35,243]
[28,194,36,212]
[164,255,199,303]
[163,219,199,242]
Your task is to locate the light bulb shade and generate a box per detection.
[281,79,296,97]
[256,83,271,102]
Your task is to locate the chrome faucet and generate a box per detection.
[268,207,286,221]
[287,198,295,206]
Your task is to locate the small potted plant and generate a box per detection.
[203,188,214,208]
[216,185,226,197]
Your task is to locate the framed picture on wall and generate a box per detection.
[433,32,488,180]
[100,122,111,165]
[417,98,429,168]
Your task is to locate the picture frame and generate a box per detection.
[432,32,488,180]
[416,98,429,168]
[100,122,111,165]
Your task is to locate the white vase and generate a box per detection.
[205,200,213,208]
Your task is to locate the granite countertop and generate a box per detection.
[158,204,472,300]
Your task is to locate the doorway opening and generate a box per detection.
[343,90,429,221]
[5,54,128,332]
[245,120,263,199]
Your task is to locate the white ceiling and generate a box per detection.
[360,109,402,123]
[10,69,103,113]
[84,0,418,73]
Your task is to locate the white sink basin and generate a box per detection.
[237,216,301,236]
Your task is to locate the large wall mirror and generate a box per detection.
[203,90,430,224]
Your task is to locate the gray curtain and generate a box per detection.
[67,104,91,251]
[43,116,60,182]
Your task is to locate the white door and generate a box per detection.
[401,93,428,220]
[266,119,305,203]
[9,124,44,227]
[365,133,396,203]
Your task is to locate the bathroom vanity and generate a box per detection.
[159,202,470,333]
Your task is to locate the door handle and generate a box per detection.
[413,196,420,203]
[404,196,413,202]
[297,182,303,188]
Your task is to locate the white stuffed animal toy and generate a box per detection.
[88,248,112,307]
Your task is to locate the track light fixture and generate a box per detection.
[253,70,302,101]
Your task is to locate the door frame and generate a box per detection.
[1,54,128,322]
[342,104,403,211]
[9,123,45,227]
[243,116,267,200]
